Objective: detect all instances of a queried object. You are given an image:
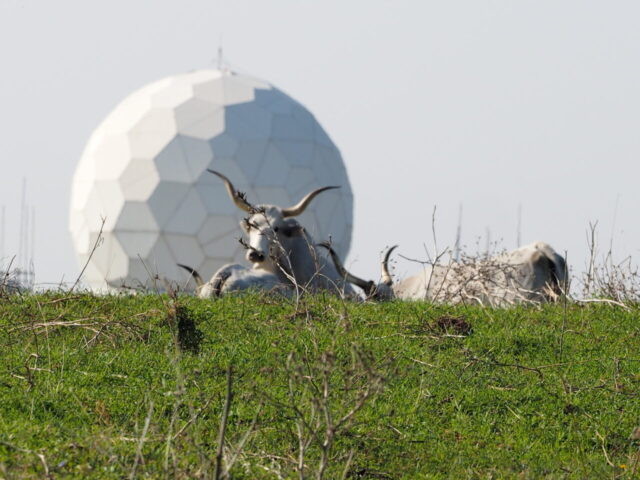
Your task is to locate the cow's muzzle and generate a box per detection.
[247,250,265,263]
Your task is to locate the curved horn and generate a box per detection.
[318,242,375,294]
[212,270,232,298]
[207,169,254,213]
[381,245,398,286]
[177,263,204,287]
[282,186,340,218]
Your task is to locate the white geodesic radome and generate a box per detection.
[69,69,353,291]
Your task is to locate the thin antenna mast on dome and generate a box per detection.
[216,33,230,72]
[0,205,4,266]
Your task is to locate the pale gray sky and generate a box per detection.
[1,0,638,286]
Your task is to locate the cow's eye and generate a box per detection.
[273,226,279,233]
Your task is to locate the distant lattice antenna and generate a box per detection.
[24,204,29,277]
[22,200,30,286]
[18,177,26,275]
[29,205,35,286]
[217,45,223,69]
[516,203,522,247]
[453,203,462,261]
[0,205,5,266]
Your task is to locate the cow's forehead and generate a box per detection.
[249,205,284,226]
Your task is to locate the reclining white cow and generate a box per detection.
[177,263,288,298]
[321,241,567,306]
[179,170,356,297]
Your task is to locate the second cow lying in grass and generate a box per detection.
[321,241,567,306]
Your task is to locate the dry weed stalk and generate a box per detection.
[261,343,385,479]
[9,315,149,350]
[0,441,50,478]
[129,400,154,479]
[70,217,106,293]
[0,256,24,296]
[580,222,640,303]
[399,206,454,301]
[220,401,263,478]
[466,353,545,381]
[214,366,233,479]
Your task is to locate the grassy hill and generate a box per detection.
[1,293,639,478]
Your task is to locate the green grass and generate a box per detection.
[0,292,639,478]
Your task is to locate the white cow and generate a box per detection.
[178,263,289,298]
[208,170,356,297]
[321,241,567,306]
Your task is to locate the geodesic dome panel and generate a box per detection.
[69,69,353,291]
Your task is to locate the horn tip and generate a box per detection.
[177,263,197,276]
[383,245,399,257]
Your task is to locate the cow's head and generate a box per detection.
[319,242,397,301]
[527,242,569,298]
[500,241,569,301]
[209,169,338,275]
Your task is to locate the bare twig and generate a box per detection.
[130,400,154,480]
[0,441,50,478]
[580,221,640,302]
[469,355,544,380]
[573,297,630,311]
[595,431,615,467]
[70,217,105,293]
[340,449,355,480]
[223,402,263,477]
[215,366,233,480]
[584,221,598,295]
[0,256,19,295]
[172,396,216,440]
[137,254,162,296]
